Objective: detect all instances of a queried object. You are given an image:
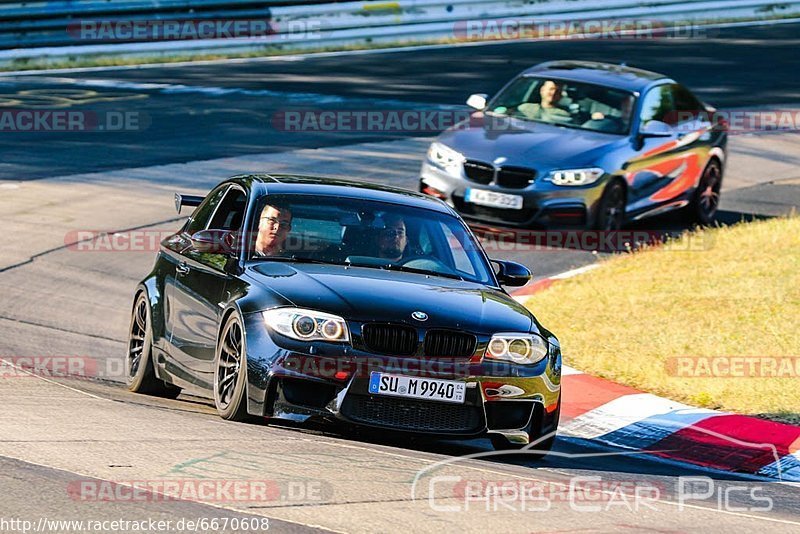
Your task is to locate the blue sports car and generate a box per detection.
[419,61,727,229]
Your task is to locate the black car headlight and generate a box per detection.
[485,333,548,365]
[427,141,464,177]
[547,167,604,186]
[263,307,350,343]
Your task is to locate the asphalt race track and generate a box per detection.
[1,21,800,532]
[1,23,800,179]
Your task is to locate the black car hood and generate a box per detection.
[245,262,535,335]
[438,113,626,168]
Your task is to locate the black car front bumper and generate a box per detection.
[242,313,562,444]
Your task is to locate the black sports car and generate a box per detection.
[127,174,562,452]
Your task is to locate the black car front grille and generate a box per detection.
[361,323,418,356]
[424,330,477,359]
[341,395,483,433]
[497,166,536,189]
[463,160,494,184]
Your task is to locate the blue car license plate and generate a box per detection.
[465,188,524,210]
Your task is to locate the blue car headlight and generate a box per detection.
[547,167,605,186]
[485,333,548,365]
[263,307,350,343]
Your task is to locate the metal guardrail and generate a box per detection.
[0,0,798,62]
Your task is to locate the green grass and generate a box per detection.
[524,217,800,425]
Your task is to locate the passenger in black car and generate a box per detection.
[376,214,409,262]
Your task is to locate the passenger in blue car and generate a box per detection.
[583,94,635,134]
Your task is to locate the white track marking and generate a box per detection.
[561,393,718,440]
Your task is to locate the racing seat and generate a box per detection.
[340,225,375,257]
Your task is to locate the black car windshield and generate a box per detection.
[489,76,635,135]
[248,194,495,285]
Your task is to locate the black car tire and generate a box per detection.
[688,159,722,225]
[594,180,626,231]
[127,292,182,398]
[214,312,251,421]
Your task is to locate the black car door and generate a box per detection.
[163,183,227,380]
[168,185,247,387]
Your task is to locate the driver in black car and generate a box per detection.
[255,203,293,257]
[376,214,411,262]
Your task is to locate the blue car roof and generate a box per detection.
[521,61,672,92]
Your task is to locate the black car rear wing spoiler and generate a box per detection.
[174,193,203,214]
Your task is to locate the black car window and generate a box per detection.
[208,187,246,232]
[248,194,495,285]
[440,223,478,278]
[185,185,228,235]
[418,224,433,255]
[639,85,675,125]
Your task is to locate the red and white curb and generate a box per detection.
[557,371,800,482]
[510,262,800,482]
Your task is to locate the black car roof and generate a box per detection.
[228,173,456,215]
[521,61,671,92]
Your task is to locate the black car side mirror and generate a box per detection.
[190,229,237,255]
[492,259,532,287]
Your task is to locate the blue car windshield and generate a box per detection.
[248,194,495,285]
[489,76,635,135]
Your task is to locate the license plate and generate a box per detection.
[368,372,466,404]
[465,188,524,210]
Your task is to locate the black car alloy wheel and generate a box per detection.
[127,292,181,398]
[214,313,250,421]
